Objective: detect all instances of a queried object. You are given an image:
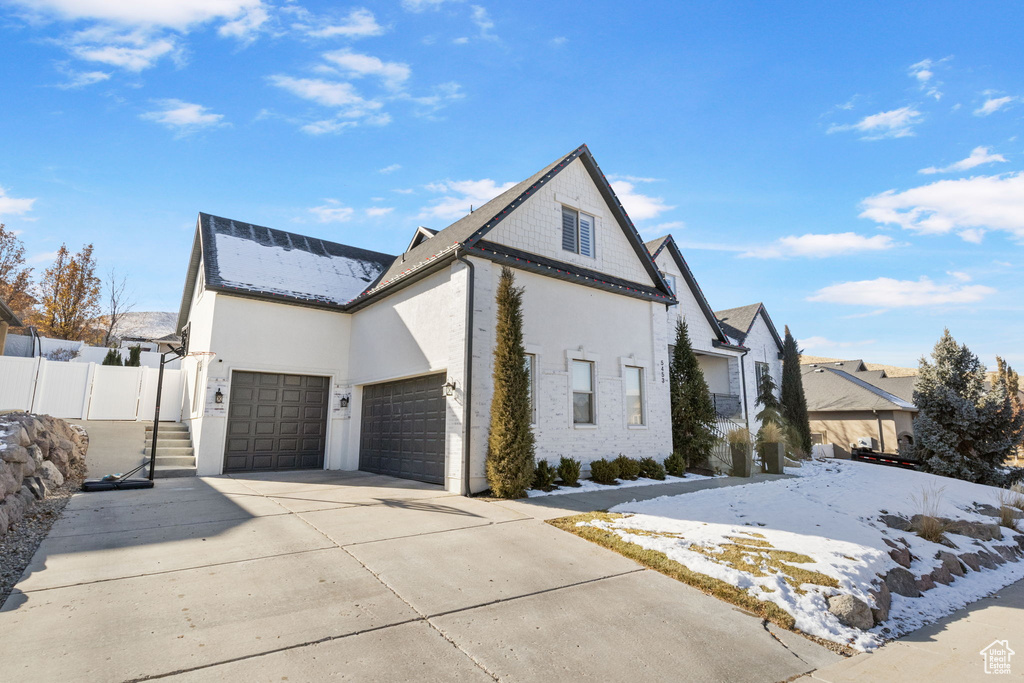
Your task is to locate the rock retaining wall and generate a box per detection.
[0,412,88,535]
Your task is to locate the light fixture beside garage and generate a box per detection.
[214,389,223,404]
[443,379,457,396]
[339,394,350,408]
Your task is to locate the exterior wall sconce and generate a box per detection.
[340,395,350,408]
[443,379,457,396]
[214,389,224,404]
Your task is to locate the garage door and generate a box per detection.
[359,373,446,484]
[224,371,328,472]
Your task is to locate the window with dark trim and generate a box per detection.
[561,206,595,257]
[572,360,595,424]
[755,361,770,388]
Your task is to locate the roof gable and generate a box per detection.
[354,144,673,307]
[406,226,437,252]
[802,365,917,412]
[647,235,728,345]
[715,302,783,351]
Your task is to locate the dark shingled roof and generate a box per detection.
[801,365,917,412]
[715,303,784,352]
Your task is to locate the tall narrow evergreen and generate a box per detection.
[780,326,812,455]
[754,371,782,431]
[485,267,535,498]
[669,318,716,467]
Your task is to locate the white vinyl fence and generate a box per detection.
[0,356,182,421]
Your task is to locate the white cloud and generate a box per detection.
[13,0,266,29]
[323,49,410,90]
[309,199,354,223]
[218,5,269,41]
[378,164,401,174]
[908,57,948,100]
[267,74,384,120]
[420,178,516,221]
[302,8,385,38]
[393,188,415,194]
[799,336,876,351]
[808,276,995,307]
[643,221,686,238]
[470,5,495,39]
[67,29,179,71]
[550,36,567,47]
[609,181,674,221]
[919,146,1007,174]
[607,174,661,184]
[0,186,37,216]
[401,0,452,12]
[742,232,897,259]
[140,99,226,133]
[860,172,1024,242]
[908,59,933,84]
[365,207,394,217]
[827,106,922,139]
[975,95,1018,116]
[55,68,111,89]
[28,250,60,264]
[947,270,972,282]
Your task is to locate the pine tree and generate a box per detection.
[125,345,142,367]
[915,330,1023,485]
[486,267,535,498]
[780,326,813,455]
[36,244,101,341]
[997,357,1024,461]
[669,318,717,467]
[102,348,123,366]
[754,371,783,436]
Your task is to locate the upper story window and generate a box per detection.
[572,360,595,424]
[663,273,676,296]
[561,206,595,258]
[755,361,770,388]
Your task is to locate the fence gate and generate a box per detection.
[88,366,146,420]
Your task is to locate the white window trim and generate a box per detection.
[560,204,597,259]
[566,349,600,428]
[555,193,604,218]
[619,356,651,429]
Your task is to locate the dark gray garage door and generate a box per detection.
[224,371,328,472]
[359,373,446,484]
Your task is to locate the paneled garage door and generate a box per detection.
[224,371,328,472]
[359,373,446,484]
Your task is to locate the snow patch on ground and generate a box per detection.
[579,459,1024,651]
[527,472,719,498]
[214,233,385,305]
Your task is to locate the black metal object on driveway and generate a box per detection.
[850,448,921,470]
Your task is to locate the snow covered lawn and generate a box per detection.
[551,458,1024,651]
[526,472,719,498]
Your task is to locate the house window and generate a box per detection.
[572,360,595,424]
[663,274,676,296]
[755,361,769,388]
[625,366,644,426]
[561,206,595,257]
[525,353,536,425]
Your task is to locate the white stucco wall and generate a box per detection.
[486,158,655,287]
[654,250,721,354]
[464,261,671,490]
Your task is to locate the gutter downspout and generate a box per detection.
[454,249,475,497]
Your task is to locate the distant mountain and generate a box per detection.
[113,311,178,340]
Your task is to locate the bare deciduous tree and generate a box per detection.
[101,268,135,347]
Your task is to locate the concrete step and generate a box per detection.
[146,430,190,438]
[144,446,194,457]
[145,438,191,448]
[154,454,196,467]
[146,424,190,433]
[154,465,197,478]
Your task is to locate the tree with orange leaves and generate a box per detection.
[36,243,101,341]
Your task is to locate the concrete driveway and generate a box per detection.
[0,470,839,682]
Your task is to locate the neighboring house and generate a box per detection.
[0,298,23,355]
[801,359,918,457]
[714,303,785,434]
[177,145,678,492]
[120,333,182,355]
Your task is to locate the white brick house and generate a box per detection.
[177,145,682,493]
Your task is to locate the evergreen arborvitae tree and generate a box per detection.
[669,318,717,467]
[125,345,142,367]
[754,371,783,436]
[780,326,812,455]
[997,357,1024,460]
[102,348,123,366]
[485,267,535,498]
[915,330,1024,485]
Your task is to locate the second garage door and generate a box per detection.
[224,371,328,472]
[359,373,446,484]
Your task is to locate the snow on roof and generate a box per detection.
[200,213,394,309]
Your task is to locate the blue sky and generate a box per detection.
[1,0,1022,368]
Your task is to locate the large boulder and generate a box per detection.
[1,444,30,464]
[947,520,1002,542]
[916,574,936,592]
[936,551,966,577]
[2,492,27,524]
[868,581,890,624]
[885,567,921,597]
[879,514,912,531]
[38,461,64,489]
[960,552,983,572]
[930,563,954,585]
[995,546,1019,563]
[46,443,71,478]
[889,546,912,568]
[0,464,20,497]
[828,594,874,630]
[0,504,8,535]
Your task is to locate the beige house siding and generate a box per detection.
[809,410,901,455]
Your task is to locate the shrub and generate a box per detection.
[614,455,641,480]
[727,427,751,448]
[101,348,123,366]
[911,484,950,543]
[638,457,666,480]
[532,460,558,491]
[558,456,582,486]
[998,491,1021,530]
[1008,483,1024,512]
[589,458,620,485]
[125,345,142,367]
[664,451,686,477]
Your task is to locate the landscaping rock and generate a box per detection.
[828,594,874,630]
[24,477,46,501]
[20,455,36,478]
[995,546,1018,563]
[1,466,20,497]
[946,520,1002,542]
[38,461,64,489]
[1,444,30,464]
[936,551,966,577]
[869,582,890,624]
[880,514,912,531]
[930,564,953,585]
[916,574,936,592]
[0,505,8,536]
[889,546,913,568]
[974,503,1024,520]
[27,444,43,465]
[885,567,921,597]
[979,550,1004,566]
[960,552,982,572]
